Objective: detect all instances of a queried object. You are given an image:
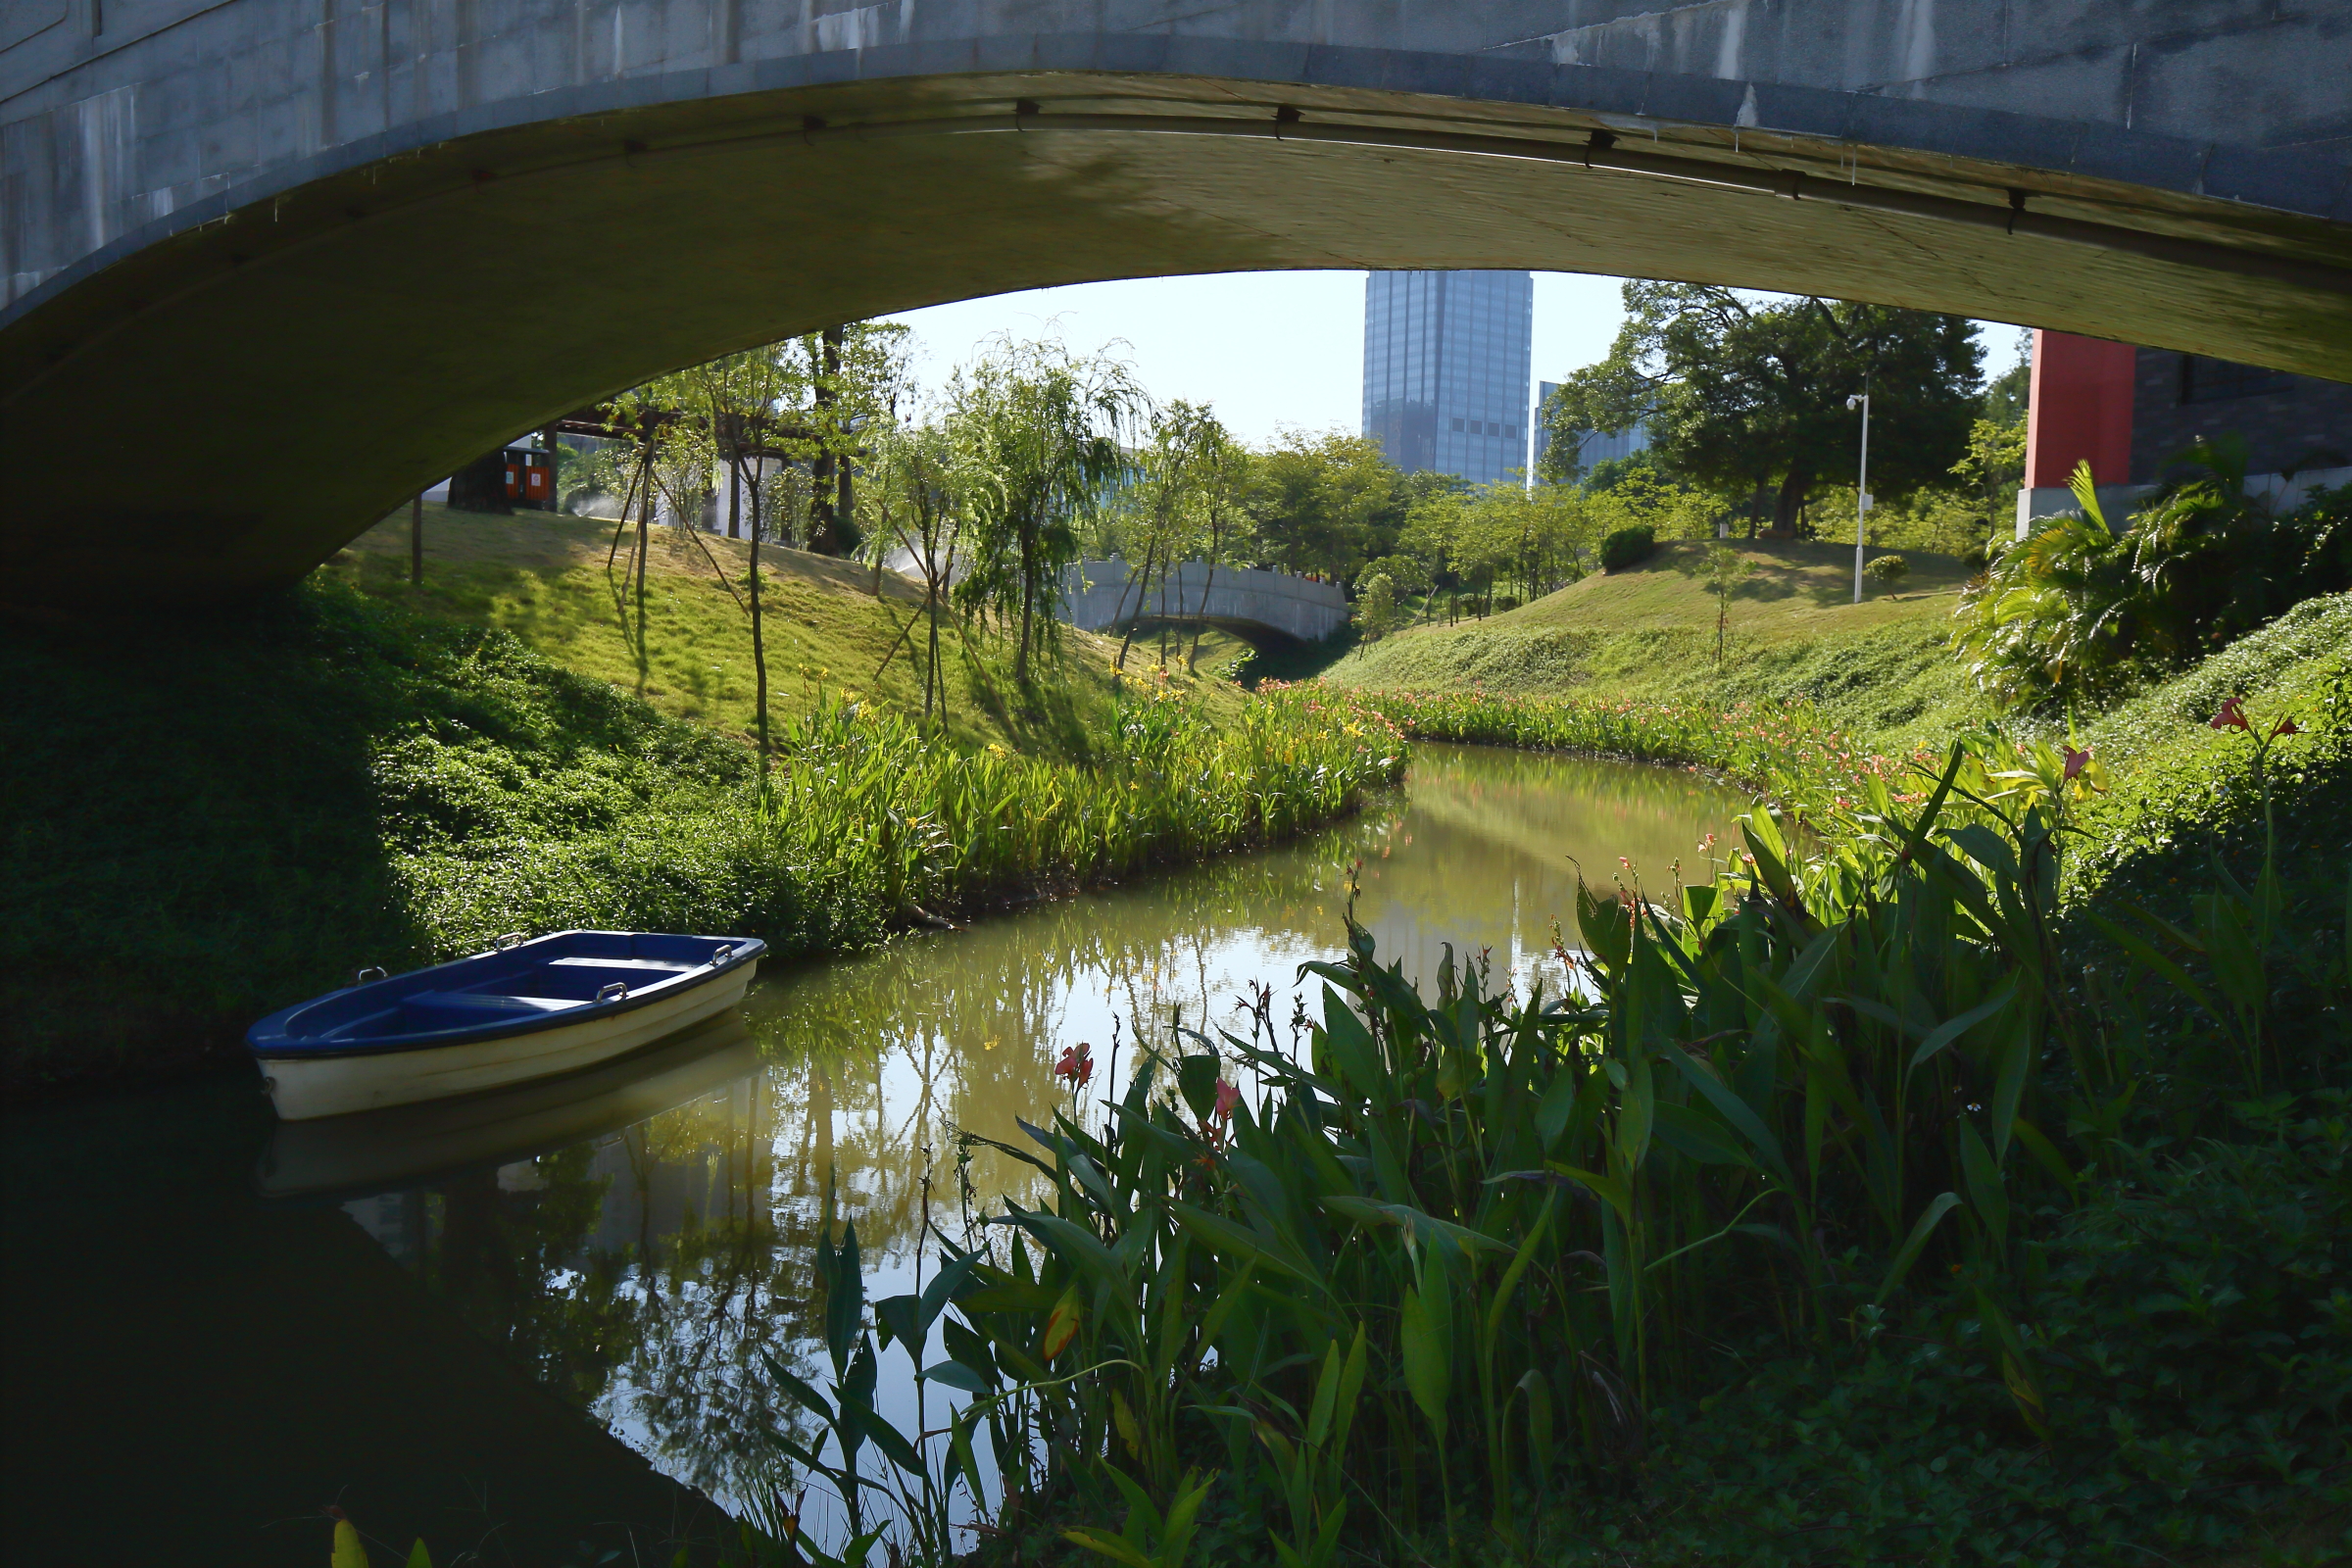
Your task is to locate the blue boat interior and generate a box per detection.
[257,933,751,1052]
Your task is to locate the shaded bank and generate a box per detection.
[1,579,1398,1094]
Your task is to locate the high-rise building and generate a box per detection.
[1531,379,1652,479]
[1361,270,1534,486]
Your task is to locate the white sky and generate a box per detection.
[886,271,2030,448]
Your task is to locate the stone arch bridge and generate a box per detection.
[3,0,2347,609]
[1062,559,1348,644]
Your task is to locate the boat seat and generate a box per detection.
[544,956,697,973]
[404,991,581,1014]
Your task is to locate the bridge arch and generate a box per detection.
[3,4,2347,606]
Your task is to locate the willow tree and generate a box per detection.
[950,338,1146,685]
[868,416,988,725]
[802,320,914,557]
[1109,399,1231,672]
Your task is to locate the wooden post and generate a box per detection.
[411,493,423,584]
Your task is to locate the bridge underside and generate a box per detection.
[4,69,2349,610]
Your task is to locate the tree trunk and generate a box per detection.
[750,513,769,768]
[410,493,423,585]
[1014,530,1035,686]
[1115,541,1157,671]
[807,325,847,555]
[447,448,514,514]
[1770,464,1813,537]
[542,426,564,512]
[1187,550,1217,673]
[634,444,652,651]
[726,443,742,545]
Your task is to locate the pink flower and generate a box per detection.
[2062,745,2092,780]
[1054,1043,1094,1089]
[1213,1079,1242,1123]
[2211,698,2250,732]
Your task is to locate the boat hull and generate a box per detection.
[257,962,757,1120]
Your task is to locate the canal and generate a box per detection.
[0,745,1742,1565]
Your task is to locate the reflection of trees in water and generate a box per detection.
[364,746,1740,1509]
[388,1078,829,1507]
[591,1080,823,1503]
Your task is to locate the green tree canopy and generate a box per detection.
[949,336,1148,683]
[1539,283,1983,536]
[1243,430,1408,579]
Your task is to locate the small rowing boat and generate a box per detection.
[247,930,765,1120]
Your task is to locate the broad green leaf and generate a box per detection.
[1875,1193,1961,1303]
[1956,1118,2009,1251]
[1908,980,2017,1070]
[1170,1201,1321,1287]
[919,1359,994,1395]
[1400,1286,1451,1436]
[1044,1283,1083,1360]
[1516,1366,1554,1484]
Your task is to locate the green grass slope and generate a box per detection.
[1330,540,1991,752]
[1,514,1282,1093]
[326,504,1246,759]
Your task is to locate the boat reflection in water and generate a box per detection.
[258,1011,760,1200]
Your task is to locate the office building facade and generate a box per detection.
[1362,270,1534,486]
[1531,380,1652,478]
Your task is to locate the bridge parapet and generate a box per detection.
[1061,560,1347,644]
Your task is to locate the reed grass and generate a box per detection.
[396,679,1408,963]
[751,693,2347,1566]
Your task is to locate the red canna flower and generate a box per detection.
[1054,1042,1094,1089]
[2270,716,2300,738]
[1213,1079,1242,1123]
[2210,697,2250,732]
[2062,745,2092,780]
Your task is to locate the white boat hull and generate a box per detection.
[258,961,758,1120]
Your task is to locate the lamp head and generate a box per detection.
[1846,394,1865,410]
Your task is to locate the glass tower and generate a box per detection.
[1361,270,1535,486]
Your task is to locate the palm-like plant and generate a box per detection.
[1956,439,2350,710]
[1954,462,2137,708]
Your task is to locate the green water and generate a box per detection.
[0,745,1740,1565]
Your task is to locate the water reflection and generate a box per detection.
[336,746,1740,1518]
[0,747,1740,1560]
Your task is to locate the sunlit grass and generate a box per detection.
[324,505,1247,760]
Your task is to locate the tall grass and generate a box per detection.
[750,713,2346,1565]
[397,680,1407,961]
[1328,683,1909,811]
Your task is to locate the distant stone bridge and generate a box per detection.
[1062,560,1348,643]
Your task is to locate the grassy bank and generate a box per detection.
[0,577,1399,1093]
[1328,540,1991,753]
[324,504,1247,759]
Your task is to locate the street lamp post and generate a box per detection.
[1845,391,1872,605]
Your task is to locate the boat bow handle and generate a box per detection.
[355,965,388,986]
[711,944,735,965]
[598,981,630,1002]
[495,932,528,951]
